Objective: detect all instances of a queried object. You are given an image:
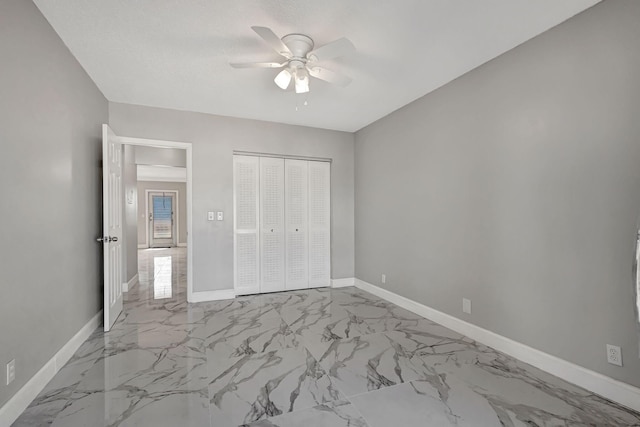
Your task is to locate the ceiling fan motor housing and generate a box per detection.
[282,34,314,62]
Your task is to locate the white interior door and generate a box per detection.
[308,161,331,288]
[234,155,260,295]
[102,124,123,331]
[285,159,309,290]
[259,157,285,293]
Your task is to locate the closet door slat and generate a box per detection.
[233,155,260,295]
[308,161,331,288]
[260,157,285,293]
[285,159,309,290]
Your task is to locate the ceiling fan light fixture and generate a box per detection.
[231,26,354,94]
[294,68,310,94]
[274,69,292,90]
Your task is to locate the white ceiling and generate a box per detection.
[34,0,599,132]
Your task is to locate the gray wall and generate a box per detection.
[123,145,138,282]
[137,181,187,247]
[0,0,107,408]
[355,0,640,388]
[109,102,355,292]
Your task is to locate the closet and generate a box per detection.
[233,154,330,295]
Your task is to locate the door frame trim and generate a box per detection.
[119,135,194,302]
[145,189,179,248]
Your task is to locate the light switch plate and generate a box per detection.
[217,211,224,221]
[462,298,472,314]
[7,359,15,385]
[207,211,215,221]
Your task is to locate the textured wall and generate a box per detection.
[355,0,640,387]
[0,0,107,407]
[109,102,355,292]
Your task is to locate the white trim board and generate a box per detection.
[189,289,236,303]
[123,273,138,292]
[0,311,102,426]
[353,279,640,413]
[331,277,355,288]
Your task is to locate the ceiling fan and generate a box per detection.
[230,26,355,94]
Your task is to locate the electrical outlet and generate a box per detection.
[6,359,15,385]
[381,274,386,284]
[606,344,622,366]
[207,211,215,221]
[462,298,472,314]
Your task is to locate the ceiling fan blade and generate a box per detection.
[251,26,292,58]
[230,61,286,69]
[308,66,352,87]
[307,37,355,62]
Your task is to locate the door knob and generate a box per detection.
[96,236,107,243]
[109,236,119,242]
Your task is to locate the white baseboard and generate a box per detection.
[189,289,236,303]
[137,244,147,249]
[354,279,640,413]
[331,277,355,288]
[122,274,138,293]
[177,243,187,248]
[0,310,102,426]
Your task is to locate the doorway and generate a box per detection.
[101,125,194,331]
[147,190,178,248]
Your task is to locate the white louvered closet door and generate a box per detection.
[308,161,331,288]
[285,159,309,290]
[233,155,260,295]
[260,157,285,293]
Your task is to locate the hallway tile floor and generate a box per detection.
[13,248,640,426]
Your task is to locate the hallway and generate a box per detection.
[13,249,640,426]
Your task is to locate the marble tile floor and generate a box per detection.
[13,248,640,426]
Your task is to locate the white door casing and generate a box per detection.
[234,155,260,295]
[308,161,331,288]
[260,157,285,293]
[285,159,309,290]
[102,124,123,331]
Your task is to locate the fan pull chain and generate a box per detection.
[295,96,309,112]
